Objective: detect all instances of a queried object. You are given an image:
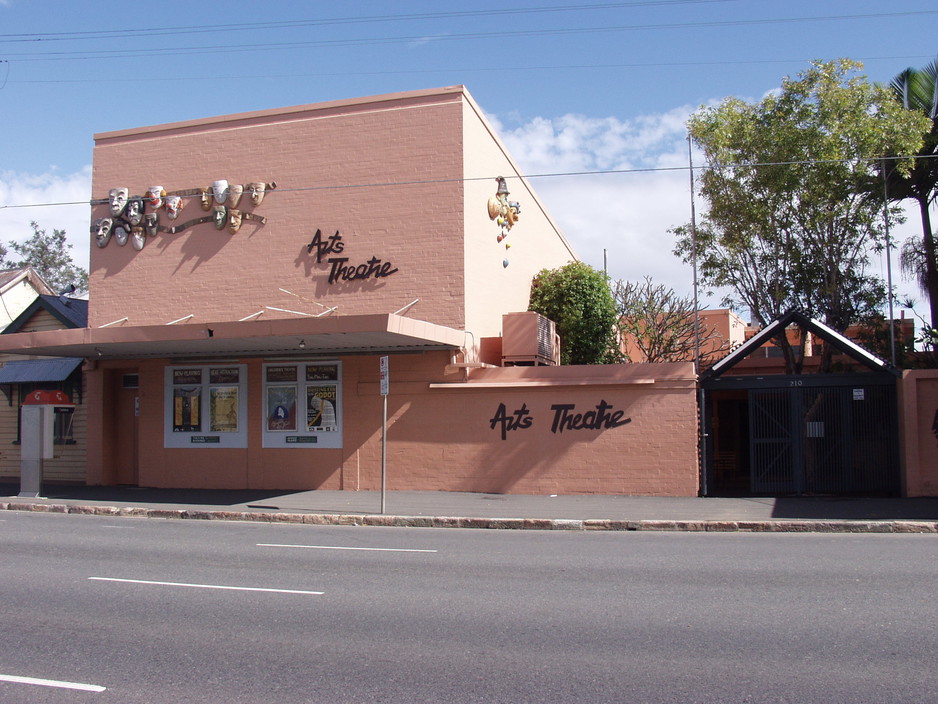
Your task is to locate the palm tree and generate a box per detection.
[883,57,938,328]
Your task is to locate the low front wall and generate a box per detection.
[86,356,700,496]
[356,364,699,496]
[900,370,938,497]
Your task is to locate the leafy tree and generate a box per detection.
[529,261,619,365]
[881,56,938,328]
[673,59,929,373]
[613,276,731,365]
[6,221,88,294]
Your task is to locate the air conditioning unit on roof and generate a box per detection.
[501,312,560,366]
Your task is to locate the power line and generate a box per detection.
[4,10,936,63]
[5,54,934,86]
[3,153,934,212]
[0,1,734,43]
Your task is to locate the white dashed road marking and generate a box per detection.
[88,577,323,595]
[0,673,106,692]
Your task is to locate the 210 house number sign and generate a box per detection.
[489,399,632,440]
[306,228,399,285]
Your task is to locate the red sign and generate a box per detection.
[22,389,73,405]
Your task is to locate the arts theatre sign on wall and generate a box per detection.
[306,229,399,285]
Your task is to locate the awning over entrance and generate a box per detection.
[0,314,466,360]
[0,357,83,383]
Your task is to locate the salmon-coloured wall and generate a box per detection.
[900,370,938,497]
[86,354,699,495]
[81,86,698,496]
[461,96,577,339]
[90,88,469,330]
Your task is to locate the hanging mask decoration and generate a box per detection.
[247,181,266,206]
[200,188,213,211]
[108,187,129,216]
[93,218,113,248]
[212,179,229,205]
[488,177,521,267]
[131,226,147,251]
[125,196,144,226]
[144,212,159,237]
[165,195,183,220]
[227,209,242,234]
[213,205,227,230]
[487,177,520,230]
[147,186,165,209]
[227,184,243,208]
[114,222,130,246]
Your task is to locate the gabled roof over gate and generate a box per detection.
[702,310,898,381]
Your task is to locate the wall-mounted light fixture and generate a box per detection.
[298,339,306,349]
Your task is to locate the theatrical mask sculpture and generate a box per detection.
[165,195,183,220]
[131,226,146,251]
[147,186,164,209]
[114,222,130,246]
[145,212,159,237]
[93,218,113,248]
[247,182,266,206]
[212,180,229,205]
[200,189,213,211]
[126,197,144,226]
[108,187,129,216]
[227,209,242,234]
[213,205,227,230]
[227,184,243,207]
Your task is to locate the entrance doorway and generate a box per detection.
[704,377,899,496]
[112,371,140,485]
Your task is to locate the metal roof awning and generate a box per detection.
[702,310,898,381]
[0,357,84,383]
[0,314,467,361]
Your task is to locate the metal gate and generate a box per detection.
[749,381,898,495]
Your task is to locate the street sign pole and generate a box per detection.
[379,356,389,514]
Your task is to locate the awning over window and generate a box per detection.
[0,357,83,384]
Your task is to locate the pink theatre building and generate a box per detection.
[0,87,699,495]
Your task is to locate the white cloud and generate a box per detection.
[492,108,930,325]
[491,108,711,303]
[0,166,92,279]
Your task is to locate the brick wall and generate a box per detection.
[90,89,470,330]
[900,370,938,496]
[91,354,699,496]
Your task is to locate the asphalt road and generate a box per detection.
[2,512,937,703]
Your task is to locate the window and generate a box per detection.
[262,362,342,448]
[163,365,248,448]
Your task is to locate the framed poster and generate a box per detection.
[210,386,239,432]
[266,385,297,431]
[173,386,201,432]
[306,385,338,431]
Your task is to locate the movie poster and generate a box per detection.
[267,385,297,431]
[173,386,201,432]
[307,385,338,432]
[210,386,239,432]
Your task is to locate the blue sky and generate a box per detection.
[1,0,936,322]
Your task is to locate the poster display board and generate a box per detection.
[262,361,342,448]
[164,365,248,448]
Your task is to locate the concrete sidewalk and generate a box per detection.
[3,483,938,532]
